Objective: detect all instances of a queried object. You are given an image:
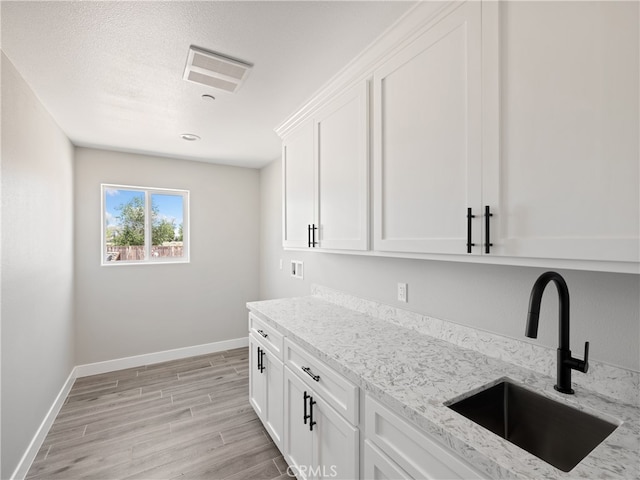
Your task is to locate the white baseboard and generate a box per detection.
[11,369,77,480]
[74,337,249,377]
[11,336,249,479]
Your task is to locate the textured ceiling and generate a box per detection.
[1,1,414,168]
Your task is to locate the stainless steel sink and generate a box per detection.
[446,379,619,472]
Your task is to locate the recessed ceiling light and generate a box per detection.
[180,133,200,141]
[202,94,216,101]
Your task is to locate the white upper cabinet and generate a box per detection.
[315,81,369,251]
[483,1,639,263]
[373,2,482,255]
[281,80,370,251]
[277,0,639,272]
[283,120,315,249]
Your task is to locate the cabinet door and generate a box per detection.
[312,392,359,480]
[264,350,284,450]
[284,367,314,480]
[283,120,315,248]
[315,81,369,251]
[249,336,266,419]
[482,1,639,262]
[373,2,482,255]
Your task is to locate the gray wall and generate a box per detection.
[1,52,76,479]
[74,148,260,364]
[260,157,640,371]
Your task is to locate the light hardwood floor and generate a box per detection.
[26,347,290,479]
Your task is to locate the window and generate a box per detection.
[102,184,189,265]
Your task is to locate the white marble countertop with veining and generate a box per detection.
[246,295,640,479]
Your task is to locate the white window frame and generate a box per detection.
[101,183,190,266]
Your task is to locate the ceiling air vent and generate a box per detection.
[183,46,252,94]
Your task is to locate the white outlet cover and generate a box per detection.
[397,283,408,302]
[291,260,304,279]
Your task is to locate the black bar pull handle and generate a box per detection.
[259,348,265,373]
[256,346,262,372]
[257,329,268,339]
[301,366,320,382]
[466,208,476,253]
[307,224,312,248]
[309,397,317,431]
[484,206,493,254]
[303,391,311,425]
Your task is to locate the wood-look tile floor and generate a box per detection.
[26,347,290,480]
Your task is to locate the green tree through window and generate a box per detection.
[113,196,145,246]
[113,197,178,246]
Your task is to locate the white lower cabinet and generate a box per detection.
[249,334,284,450]
[249,314,488,480]
[364,395,485,480]
[284,366,359,480]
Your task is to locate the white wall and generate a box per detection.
[74,148,260,364]
[260,157,640,372]
[1,52,75,479]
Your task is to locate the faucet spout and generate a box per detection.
[525,272,589,394]
[526,272,571,351]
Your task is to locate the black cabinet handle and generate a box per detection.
[307,224,319,248]
[484,206,493,254]
[301,366,320,382]
[256,346,262,372]
[257,329,268,339]
[257,347,265,373]
[303,391,310,425]
[466,208,476,253]
[309,397,317,431]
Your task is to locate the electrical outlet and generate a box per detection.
[397,283,408,302]
[290,260,304,279]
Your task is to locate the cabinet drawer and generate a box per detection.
[284,338,358,425]
[365,395,485,480]
[364,440,410,480]
[249,312,284,361]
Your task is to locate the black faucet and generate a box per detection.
[525,271,589,394]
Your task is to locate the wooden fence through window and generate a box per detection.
[106,245,183,261]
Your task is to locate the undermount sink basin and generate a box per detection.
[446,379,619,472]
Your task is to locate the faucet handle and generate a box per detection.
[581,341,590,373]
[566,341,589,374]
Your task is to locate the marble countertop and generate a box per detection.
[247,295,640,479]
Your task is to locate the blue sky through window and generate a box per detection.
[152,194,184,227]
[105,189,184,228]
[104,189,143,227]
